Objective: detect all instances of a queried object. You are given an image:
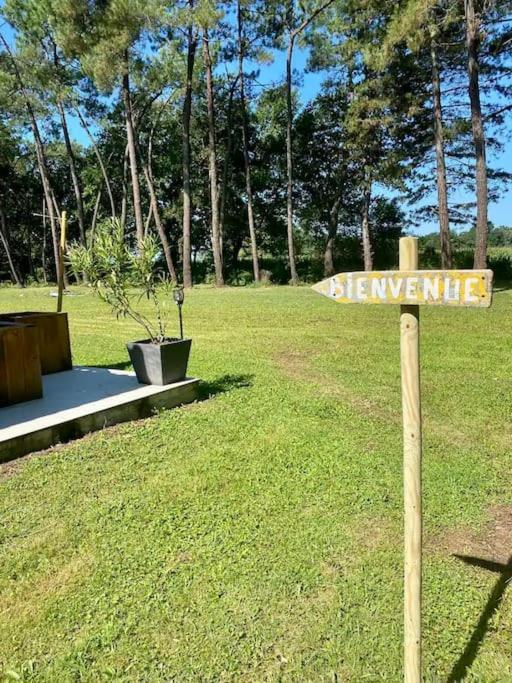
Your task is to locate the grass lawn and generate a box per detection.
[1,284,511,682]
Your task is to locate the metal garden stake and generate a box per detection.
[173,287,185,340]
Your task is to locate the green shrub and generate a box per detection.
[67,218,181,342]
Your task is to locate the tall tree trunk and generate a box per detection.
[430,36,452,269]
[91,189,102,243]
[120,143,130,230]
[26,221,33,277]
[237,1,260,282]
[145,202,153,236]
[122,52,144,245]
[202,28,224,286]
[182,3,197,289]
[42,198,48,282]
[324,197,341,277]
[42,163,60,283]
[0,205,23,285]
[138,94,178,283]
[0,36,60,280]
[44,185,60,283]
[58,102,86,245]
[283,0,334,285]
[75,107,116,218]
[361,176,373,271]
[52,36,86,245]
[142,164,178,283]
[0,32,68,285]
[285,34,299,285]
[465,0,488,269]
[219,75,238,246]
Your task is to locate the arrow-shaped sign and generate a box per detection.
[312,269,493,307]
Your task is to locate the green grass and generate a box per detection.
[1,285,511,682]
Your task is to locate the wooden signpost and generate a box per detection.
[312,266,493,307]
[312,237,493,683]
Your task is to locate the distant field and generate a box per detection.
[1,285,511,681]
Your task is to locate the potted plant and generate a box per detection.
[68,219,191,385]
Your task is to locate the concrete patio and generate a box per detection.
[0,366,199,463]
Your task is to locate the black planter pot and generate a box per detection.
[126,338,192,385]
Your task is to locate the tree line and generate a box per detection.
[0,0,511,288]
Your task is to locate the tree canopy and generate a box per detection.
[1,0,511,286]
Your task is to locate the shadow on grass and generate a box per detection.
[197,373,254,400]
[88,363,254,400]
[447,554,512,682]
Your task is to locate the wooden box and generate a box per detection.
[0,312,72,374]
[0,322,43,406]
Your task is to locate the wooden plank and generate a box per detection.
[0,323,42,406]
[0,331,6,405]
[400,239,422,683]
[34,313,68,374]
[3,327,26,403]
[3,312,72,374]
[55,313,73,371]
[312,269,493,307]
[20,325,43,399]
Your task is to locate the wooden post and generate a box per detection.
[311,243,493,681]
[399,236,422,682]
[57,211,67,313]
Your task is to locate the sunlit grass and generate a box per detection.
[0,285,511,681]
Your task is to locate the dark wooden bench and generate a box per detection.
[0,312,72,374]
[0,322,43,406]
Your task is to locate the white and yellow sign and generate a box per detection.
[312,269,493,308]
